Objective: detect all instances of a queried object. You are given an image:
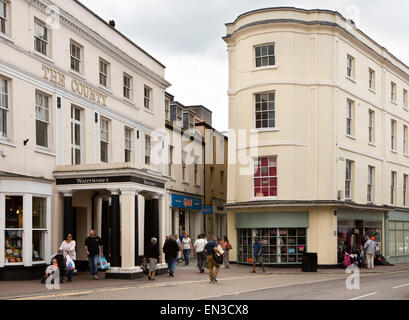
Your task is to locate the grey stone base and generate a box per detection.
[105,267,144,280]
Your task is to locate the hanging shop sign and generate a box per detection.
[171,194,202,211]
[202,206,213,215]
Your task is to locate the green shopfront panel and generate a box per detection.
[235,211,309,229]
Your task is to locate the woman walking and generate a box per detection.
[222,236,232,269]
[59,233,76,282]
[146,237,161,280]
[182,234,192,265]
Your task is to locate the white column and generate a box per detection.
[0,193,5,268]
[137,193,145,257]
[95,196,102,236]
[173,209,179,235]
[158,193,167,249]
[120,188,137,268]
[46,196,52,265]
[23,194,33,267]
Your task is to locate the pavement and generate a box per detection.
[0,260,408,300]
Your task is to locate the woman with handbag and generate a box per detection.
[59,233,76,282]
[222,236,232,269]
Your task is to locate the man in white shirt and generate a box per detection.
[194,234,207,273]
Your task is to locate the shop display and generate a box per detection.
[4,230,23,264]
[237,228,307,264]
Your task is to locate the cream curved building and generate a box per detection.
[224,8,409,266]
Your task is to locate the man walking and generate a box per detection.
[84,230,103,280]
[364,235,376,270]
[205,235,222,283]
[163,235,179,277]
[193,234,207,273]
[251,237,265,273]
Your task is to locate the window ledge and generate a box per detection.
[368,88,376,94]
[368,142,376,147]
[35,147,56,157]
[0,33,15,43]
[33,51,54,64]
[390,149,398,154]
[98,85,112,94]
[32,261,46,265]
[0,139,16,148]
[346,134,356,140]
[251,65,278,72]
[144,107,155,116]
[346,76,356,83]
[194,184,201,188]
[404,154,409,159]
[404,107,408,112]
[69,70,86,81]
[123,98,136,106]
[182,181,189,185]
[250,128,279,134]
[253,196,278,201]
[390,100,398,106]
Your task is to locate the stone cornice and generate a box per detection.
[25,0,171,89]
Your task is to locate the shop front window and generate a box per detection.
[389,221,409,258]
[237,228,307,264]
[32,197,47,262]
[5,196,23,264]
[337,219,382,264]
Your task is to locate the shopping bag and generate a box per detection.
[66,255,75,270]
[99,256,110,270]
[343,252,351,267]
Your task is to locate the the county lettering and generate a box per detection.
[76,178,109,184]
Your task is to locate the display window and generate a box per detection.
[388,221,409,258]
[5,196,23,264]
[337,218,382,264]
[237,228,307,264]
[32,197,47,262]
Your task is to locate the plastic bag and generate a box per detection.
[66,254,75,270]
[100,256,110,270]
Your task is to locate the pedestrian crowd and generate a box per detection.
[41,229,269,285]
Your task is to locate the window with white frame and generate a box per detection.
[70,41,82,73]
[124,127,132,162]
[391,171,397,205]
[255,92,275,129]
[34,20,48,56]
[346,99,354,136]
[182,151,187,181]
[391,119,397,151]
[404,89,408,108]
[165,99,170,121]
[367,166,374,203]
[5,196,23,264]
[254,156,277,198]
[347,55,355,78]
[144,86,151,109]
[71,106,81,165]
[391,82,397,102]
[168,145,173,177]
[345,160,353,200]
[145,134,151,165]
[0,77,8,138]
[99,59,109,87]
[183,112,189,130]
[369,109,375,144]
[255,44,275,68]
[369,68,375,90]
[404,125,408,155]
[100,118,109,163]
[404,174,408,207]
[123,73,132,100]
[32,197,47,262]
[35,91,50,148]
[0,0,7,35]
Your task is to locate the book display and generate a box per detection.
[237,228,307,264]
[5,230,23,264]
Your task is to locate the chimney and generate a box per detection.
[109,20,116,28]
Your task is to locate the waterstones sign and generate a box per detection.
[42,64,107,106]
[56,176,165,189]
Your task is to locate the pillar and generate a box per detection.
[23,194,33,267]
[110,190,120,267]
[95,196,102,237]
[120,188,137,268]
[137,194,145,262]
[159,194,167,252]
[173,208,179,235]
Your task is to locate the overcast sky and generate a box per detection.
[81,0,409,132]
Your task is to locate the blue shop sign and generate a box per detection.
[202,206,213,215]
[171,194,202,210]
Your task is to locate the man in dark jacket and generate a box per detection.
[163,235,179,277]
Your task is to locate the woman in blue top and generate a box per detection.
[251,237,265,273]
